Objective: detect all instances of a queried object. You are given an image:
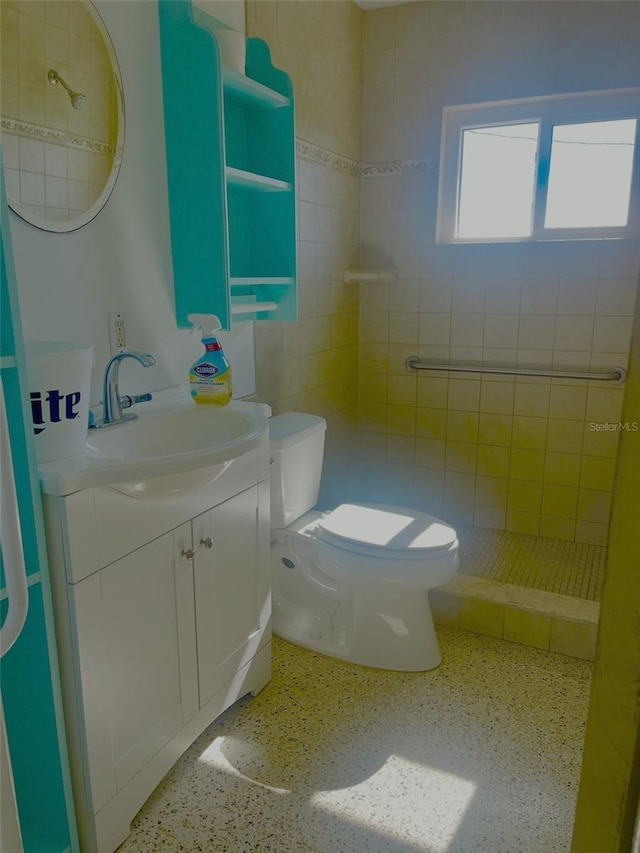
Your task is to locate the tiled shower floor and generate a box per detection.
[456,525,607,602]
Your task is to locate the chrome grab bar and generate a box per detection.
[405,356,627,384]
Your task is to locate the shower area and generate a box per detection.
[347,2,640,660]
[457,525,606,602]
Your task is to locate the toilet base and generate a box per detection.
[272,509,457,672]
[272,587,442,672]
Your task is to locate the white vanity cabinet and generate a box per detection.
[42,441,271,853]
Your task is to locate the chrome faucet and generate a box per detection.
[95,351,156,428]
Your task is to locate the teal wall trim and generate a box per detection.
[0,151,79,852]
[1,586,76,852]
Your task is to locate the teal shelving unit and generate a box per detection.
[158,0,297,329]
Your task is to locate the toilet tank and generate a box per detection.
[269,412,327,528]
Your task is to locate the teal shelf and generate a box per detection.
[158,0,297,329]
[221,66,290,108]
[230,276,294,286]
[225,167,291,192]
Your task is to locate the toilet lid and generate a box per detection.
[318,503,457,557]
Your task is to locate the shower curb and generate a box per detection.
[431,574,599,661]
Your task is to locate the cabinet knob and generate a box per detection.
[181,547,195,561]
[200,537,213,549]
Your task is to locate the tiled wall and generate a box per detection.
[246,1,363,505]
[357,2,640,545]
[1,0,116,221]
[247,0,362,163]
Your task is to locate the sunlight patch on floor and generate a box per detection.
[310,754,477,852]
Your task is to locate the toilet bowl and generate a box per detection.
[269,413,459,672]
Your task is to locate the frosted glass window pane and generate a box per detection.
[457,123,538,239]
[545,119,637,229]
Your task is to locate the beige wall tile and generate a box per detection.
[429,590,460,628]
[549,619,597,661]
[475,474,509,509]
[577,488,613,524]
[580,455,617,491]
[542,484,579,519]
[543,452,582,487]
[480,380,515,415]
[416,406,447,439]
[387,404,416,435]
[415,437,446,469]
[445,440,477,474]
[359,372,388,403]
[504,609,551,650]
[546,419,583,453]
[447,378,481,412]
[387,374,417,406]
[446,410,479,443]
[575,520,609,547]
[442,500,475,525]
[508,480,543,514]
[548,385,588,421]
[478,413,513,446]
[506,510,540,536]
[540,515,576,541]
[585,388,625,423]
[473,505,507,530]
[510,447,544,482]
[511,416,547,450]
[513,382,551,417]
[582,424,620,458]
[417,376,449,408]
[477,444,511,478]
[351,0,636,542]
[459,598,505,639]
[444,471,476,503]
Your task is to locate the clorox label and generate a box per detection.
[194,362,219,377]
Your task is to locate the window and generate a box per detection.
[437,89,640,243]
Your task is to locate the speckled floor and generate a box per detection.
[117,629,592,853]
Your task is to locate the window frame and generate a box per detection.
[436,88,640,244]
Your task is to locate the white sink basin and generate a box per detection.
[37,388,269,497]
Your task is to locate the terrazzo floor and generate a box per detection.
[117,629,592,853]
[457,526,606,602]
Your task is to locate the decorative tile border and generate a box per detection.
[296,139,360,176]
[296,138,438,178]
[360,158,439,177]
[1,117,114,155]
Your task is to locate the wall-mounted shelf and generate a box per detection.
[221,66,290,108]
[344,269,398,282]
[225,167,291,193]
[158,0,297,329]
[231,300,278,316]
[230,276,294,286]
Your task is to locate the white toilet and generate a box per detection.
[269,412,459,671]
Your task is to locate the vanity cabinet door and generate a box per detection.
[192,484,269,709]
[69,524,198,810]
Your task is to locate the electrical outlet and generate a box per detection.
[108,312,127,354]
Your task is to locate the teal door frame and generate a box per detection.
[0,152,79,852]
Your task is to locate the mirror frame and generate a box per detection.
[4,1,125,233]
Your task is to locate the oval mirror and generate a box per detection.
[1,0,124,232]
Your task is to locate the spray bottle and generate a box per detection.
[187,314,232,406]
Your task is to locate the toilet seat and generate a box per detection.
[318,503,458,560]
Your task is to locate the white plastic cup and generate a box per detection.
[215,29,246,75]
[25,341,94,463]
